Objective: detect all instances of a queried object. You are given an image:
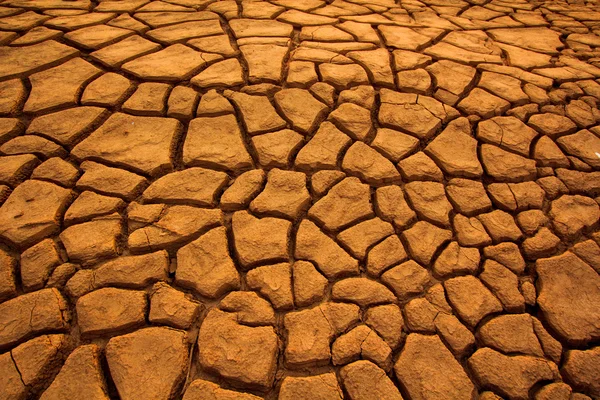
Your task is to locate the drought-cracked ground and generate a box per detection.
[1,0,600,399]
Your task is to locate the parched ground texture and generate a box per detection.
[1,0,600,399]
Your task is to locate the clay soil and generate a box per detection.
[0,0,599,399]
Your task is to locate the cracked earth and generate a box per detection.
[0,0,600,399]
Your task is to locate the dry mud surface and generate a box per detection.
[0,0,600,399]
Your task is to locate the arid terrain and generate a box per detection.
[0,0,599,398]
